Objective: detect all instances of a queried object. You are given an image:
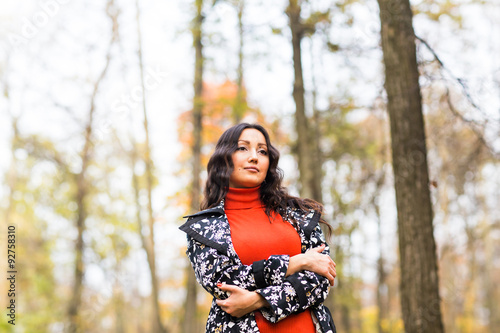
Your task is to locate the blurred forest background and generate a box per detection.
[0,0,499,332]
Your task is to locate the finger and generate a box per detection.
[328,274,334,286]
[217,283,238,292]
[309,244,326,253]
[329,262,336,272]
[330,262,336,271]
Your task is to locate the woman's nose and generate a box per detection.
[248,150,258,162]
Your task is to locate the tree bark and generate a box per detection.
[181,0,204,332]
[67,3,118,331]
[135,0,167,331]
[4,114,18,230]
[308,38,323,204]
[287,0,308,198]
[286,0,318,201]
[376,0,444,332]
[233,0,245,124]
[373,176,387,333]
[114,265,125,333]
[484,236,500,331]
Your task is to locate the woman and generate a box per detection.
[179,123,337,332]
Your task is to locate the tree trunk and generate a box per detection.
[66,68,99,333]
[373,180,387,333]
[130,144,155,331]
[484,235,500,331]
[181,0,204,332]
[135,1,166,332]
[308,38,323,204]
[286,0,318,201]
[67,3,117,330]
[4,114,18,232]
[340,303,351,332]
[114,265,125,333]
[67,157,88,333]
[233,0,245,124]
[376,0,444,332]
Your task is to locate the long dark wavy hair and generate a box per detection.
[201,123,331,233]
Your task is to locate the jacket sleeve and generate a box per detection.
[186,235,290,300]
[255,222,332,323]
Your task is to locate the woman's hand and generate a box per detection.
[287,244,337,286]
[215,283,269,318]
[303,244,337,286]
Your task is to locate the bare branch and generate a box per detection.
[416,35,499,158]
[416,35,481,111]
[444,87,499,159]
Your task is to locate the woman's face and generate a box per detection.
[229,128,270,188]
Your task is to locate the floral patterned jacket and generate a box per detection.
[179,200,336,333]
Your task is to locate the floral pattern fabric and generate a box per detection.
[179,201,336,333]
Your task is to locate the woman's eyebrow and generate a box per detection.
[237,140,267,147]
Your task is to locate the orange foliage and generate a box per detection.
[175,79,288,213]
[177,79,283,165]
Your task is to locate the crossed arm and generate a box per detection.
[216,244,336,318]
[186,224,336,321]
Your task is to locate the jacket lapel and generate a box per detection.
[179,200,234,256]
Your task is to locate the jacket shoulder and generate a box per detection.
[178,204,229,254]
[286,207,321,236]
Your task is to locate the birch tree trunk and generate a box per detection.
[376,0,444,331]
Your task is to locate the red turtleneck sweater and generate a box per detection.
[225,186,315,332]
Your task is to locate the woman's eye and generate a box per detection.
[237,146,247,151]
[259,150,268,155]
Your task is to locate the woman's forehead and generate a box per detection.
[238,128,267,143]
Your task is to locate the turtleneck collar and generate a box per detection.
[225,186,263,210]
